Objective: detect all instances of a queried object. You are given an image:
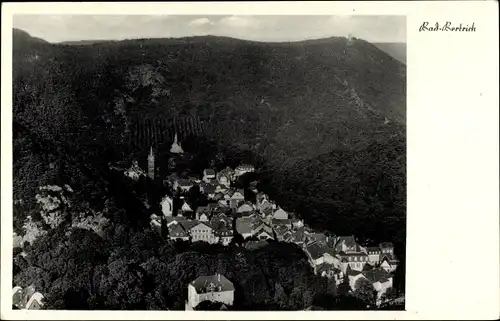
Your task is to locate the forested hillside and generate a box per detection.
[12,29,406,309]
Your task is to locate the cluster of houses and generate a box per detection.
[132,141,400,309]
[12,285,44,310]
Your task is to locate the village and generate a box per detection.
[12,133,400,311]
[126,134,401,310]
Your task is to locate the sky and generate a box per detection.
[13,15,406,43]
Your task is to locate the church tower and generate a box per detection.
[147,146,155,180]
[170,132,184,154]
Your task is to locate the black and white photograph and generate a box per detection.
[9,13,408,312]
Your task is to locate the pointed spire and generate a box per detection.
[149,146,154,158]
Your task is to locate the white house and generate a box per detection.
[234,164,255,177]
[12,286,44,310]
[160,195,173,217]
[189,222,216,244]
[185,274,235,310]
[203,169,216,183]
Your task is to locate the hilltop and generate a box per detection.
[373,42,406,64]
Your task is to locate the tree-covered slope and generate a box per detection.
[12,29,406,250]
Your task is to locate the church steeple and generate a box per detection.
[147,146,155,180]
[170,132,184,154]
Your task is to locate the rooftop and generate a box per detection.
[190,274,235,294]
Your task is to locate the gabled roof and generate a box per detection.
[336,235,357,248]
[190,274,235,293]
[169,222,188,237]
[380,253,399,264]
[230,189,245,199]
[306,242,335,260]
[273,224,291,236]
[190,221,213,230]
[237,203,254,213]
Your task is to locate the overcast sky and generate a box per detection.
[13,15,406,43]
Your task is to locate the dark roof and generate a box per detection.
[380,253,399,263]
[306,242,334,260]
[177,179,192,187]
[367,246,381,253]
[190,274,235,293]
[204,169,216,176]
[213,222,233,236]
[362,268,392,283]
[272,218,292,226]
[196,206,210,214]
[346,267,362,277]
[181,220,201,231]
[316,262,335,274]
[169,223,188,237]
[336,236,357,248]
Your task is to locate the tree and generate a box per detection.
[352,278,377,308]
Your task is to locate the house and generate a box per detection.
[316,262,337,279]
[273,207,288,220]
[334,236,359,253]
[213,222,234,246]
[380,254,399,272]
[185,274,235,310]
[290,227,307,246]
[160,195,174,217]
[201,184,216,199]
[273,224,291,241]
[254,225,274,240]
[189,221,217,244]
[216,168,234,187]
[180,200,193,217]
[168,222,190,241]
[237,202,254,214]
[12,286,44,310]
[367,246,382,264]
[234,164,255,177]
[195,206,211,220]
[338,252,370,272]
[290,218,304,229]
[306,232,328,245]
[255,192,269,210]
[347,267,366,291]
[229,189,245,209]
[203,169,216,183]
[380,242,395,255]
[150,214,162,234]
[304,242,338,272]
[124,160,146,181]
[174,179,193,192]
